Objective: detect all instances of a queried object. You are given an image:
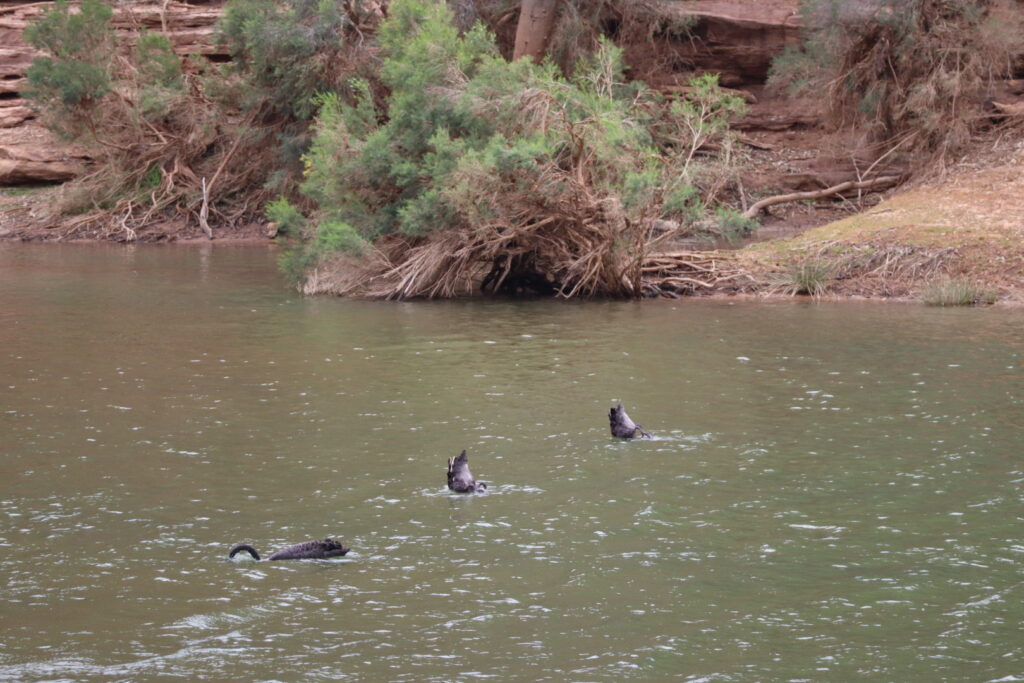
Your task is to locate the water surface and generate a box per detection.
[1,244,1021,680]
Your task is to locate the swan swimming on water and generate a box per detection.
[228,538,349,561]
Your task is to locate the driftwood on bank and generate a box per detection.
[742,175,902,219]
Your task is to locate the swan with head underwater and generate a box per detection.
[228,537,349,561]
[609,402,653,439]
[447,450,488,493]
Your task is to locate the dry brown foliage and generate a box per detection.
[738,239,960,298]
[826,0,1023,165]
[30,0,386,241]
[46,86,267,241]
[307,168,652,299]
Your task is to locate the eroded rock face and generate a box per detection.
[0,144,86,184]
[0,103,32,129]
[623,0,802,89]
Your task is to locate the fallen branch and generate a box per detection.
[204,126,246,198]
[742,175,902,219]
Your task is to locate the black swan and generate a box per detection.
[447,450,487,493]
[609,402,653,439]
[228,538,349,561]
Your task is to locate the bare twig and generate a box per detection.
[198,177,212,239]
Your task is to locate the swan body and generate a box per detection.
[447,450,487,493]
[229,538,349,561]
[609,402,653,439]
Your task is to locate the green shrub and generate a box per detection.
[266,197,308,237]
[664,73,747,168]
[712,206,758,243]
[218,0,371,121]
[297,2,747,243]
[277,243,319,286]
[921,278,997,306]
[137,33,184,90]
[662,184,705,222]
[213,0,384,199]
[269,197,316,285]
[270,196,368,286]
[24,0,114,122]
[23,0,271,236]
[136,33,186,121]
[317,220,368,254]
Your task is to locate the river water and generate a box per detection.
[1,244,1021,681]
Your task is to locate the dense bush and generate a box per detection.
[213,0,384,197]
[282,0,748,297]
[218,0,380,121]
[23,0,226,234]
[24,0,750,270]
[769,0,1023,162]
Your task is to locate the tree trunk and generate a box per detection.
[512,0,559,62]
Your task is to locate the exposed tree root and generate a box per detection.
[639,250,749,297]
[305,193,651,300]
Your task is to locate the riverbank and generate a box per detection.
[731,140,1024,304]
[2,0,1020,303]
[292,137,1023,304]
[4,138,1022,304]
[0,185,273,242]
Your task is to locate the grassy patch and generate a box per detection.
[774,258,832,297]
[746,160,1024,260]
[735,151,1024,301]
[921,279,997,306]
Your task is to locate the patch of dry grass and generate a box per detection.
[736,142,1024,301]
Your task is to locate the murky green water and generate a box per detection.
[1,244,1021,681]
